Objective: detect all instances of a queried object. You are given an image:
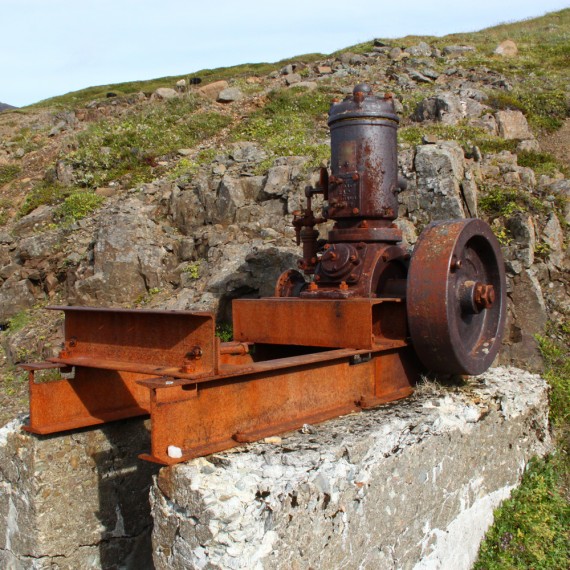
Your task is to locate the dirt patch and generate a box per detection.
[539,118,570,170]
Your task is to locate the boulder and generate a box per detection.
[198,80,229,101]
[0,278,37,322]
[72,201,173,304]
[217,88,244,103]
[495,110,533,139]
[151,87,179,101]
[494,40,518,57]
[405,41,432,57]
[413,142,469,220]
[542,213,565,268]
[442,45,476,57]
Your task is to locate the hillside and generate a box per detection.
[0,8,568,568]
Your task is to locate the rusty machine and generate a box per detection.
[22,84,506,465]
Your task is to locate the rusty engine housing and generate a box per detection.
[22,84,507,465]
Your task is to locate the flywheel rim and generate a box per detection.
[406,219,506,375]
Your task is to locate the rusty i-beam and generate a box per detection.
[22,84,506,465]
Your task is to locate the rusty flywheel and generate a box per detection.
[407,219,507,375]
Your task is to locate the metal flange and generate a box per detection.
[407,219,506,375]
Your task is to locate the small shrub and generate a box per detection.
[215,323,233,342]
[56,191,104,223]
[6,310,30,332]
[183,261,201,279]
[0,164,20,185]
[478,185,546,218]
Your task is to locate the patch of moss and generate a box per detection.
[486,89,567,133]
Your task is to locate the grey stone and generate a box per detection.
[229,142,267,164]
[408,70,433,83]
[413,92,485,125]
[152,87,179,100]
[503,271,548,371]
[517,139,541,153]
[150,367,550,570]
[542,213,564,268]
[442,45,476,57]
[405,42,432,57]
[0,279,37,322]
[506,214,535,268]
[215,175,247,223]
[263,166,290,197]
[217,88,244,103]
[16,231,61,262]
[55,160,75,186]
[73,201,173,304]
[13,205,55,236]
[495,110,533,139]
[284,74,302,86]
[413,142,467,220]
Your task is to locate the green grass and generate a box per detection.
[6,310,31,332]
[19,181,72,216]
[231,87,331,171]
[478,185,547,219]
[517,150,568,177]
[475,322,570,569]
[215,323,233,342]
[56,191,105,223]
[69,96,232,187]
[474,455,569,569]
[0,164,20,185]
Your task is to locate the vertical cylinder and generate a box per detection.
[327,84,399,221]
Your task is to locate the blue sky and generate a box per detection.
[1,0,568,107]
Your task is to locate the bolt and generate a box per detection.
[352,208,360,215]
[450,257,462,271]
[339,281,349,291]
[349,254,357,263]
[308,282,319,291]
[474,283,495,310]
